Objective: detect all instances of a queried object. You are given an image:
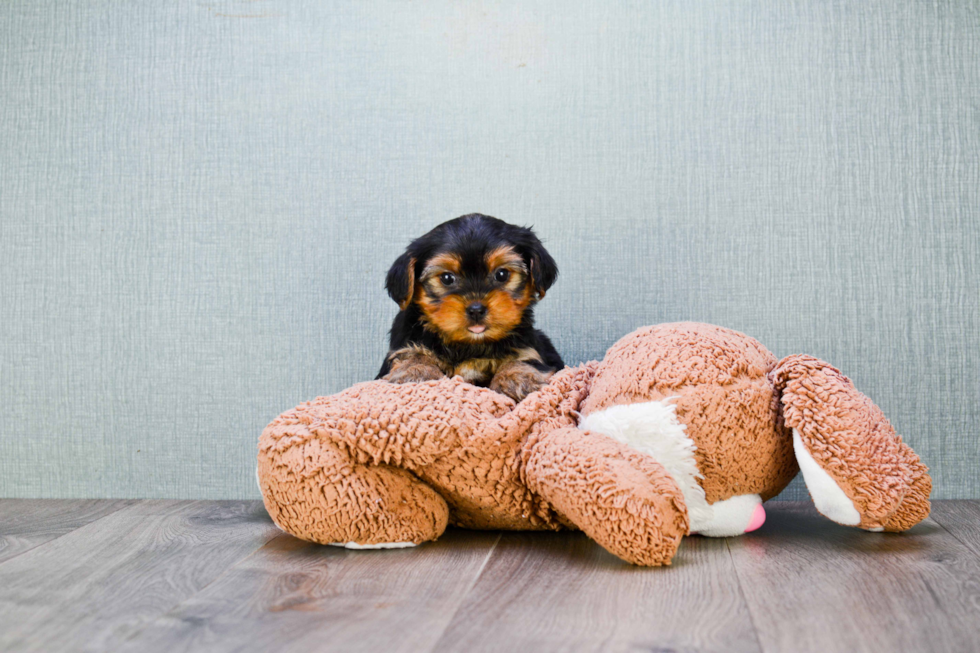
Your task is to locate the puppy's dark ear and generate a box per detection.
[524,236,558,299]
[385,253,416,311]
[529,249,558,299]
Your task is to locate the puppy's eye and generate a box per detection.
[439,272,457,286]
[494,269,511,283]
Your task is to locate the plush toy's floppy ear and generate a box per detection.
[772,354,931,532]
[385,253,416,311]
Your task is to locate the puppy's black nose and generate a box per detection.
[466,302,488,321]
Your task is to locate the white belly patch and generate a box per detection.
[579,399,765,537]
[579,399,714,532]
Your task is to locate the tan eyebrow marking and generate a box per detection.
[485,246,526,272]
[421,252,462,279]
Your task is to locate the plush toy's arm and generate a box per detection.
[256,376,507,547]
[523,427,690,566]
[772,355,931,532]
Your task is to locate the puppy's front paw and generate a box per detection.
[382,345,448,384]
[384,363,446,384]
[490,362,552,403]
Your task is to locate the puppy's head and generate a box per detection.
[386,214,558,343]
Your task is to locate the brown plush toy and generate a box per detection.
[257,322,931,566]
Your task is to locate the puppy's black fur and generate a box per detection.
[377,214,563,401]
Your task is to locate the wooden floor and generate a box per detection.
[1,501,979,653]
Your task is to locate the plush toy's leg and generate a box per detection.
[773,355,931,531]
[258,437,449,548]
[524,427,690,566]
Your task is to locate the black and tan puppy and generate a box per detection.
[377,213,564,402]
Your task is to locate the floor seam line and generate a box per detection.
[925,509,980,562]
[106,505,284,652]
[0,499,137,570]
[726,538,768,653]
[422,532,502,653]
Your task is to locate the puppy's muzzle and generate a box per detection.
[466,302,488,322]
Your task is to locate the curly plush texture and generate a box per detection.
[525,427,689,566]
[582,323,797,503]
[261,365,588,538]
[258,322,931,566]
[772,355,932,531]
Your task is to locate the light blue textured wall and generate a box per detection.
[1,1,977,500]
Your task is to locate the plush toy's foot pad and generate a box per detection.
[329,541,418,550]
[694,494,765,537]
[775,355,931,531]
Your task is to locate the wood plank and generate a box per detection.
[116,528,500,653]
[431,530,761,653]
[0,500,279,653]
[931,500,980,560]
[0,499,134,564]
[728,502,980,653]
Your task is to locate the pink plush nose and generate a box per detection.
[745,504,766,532]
